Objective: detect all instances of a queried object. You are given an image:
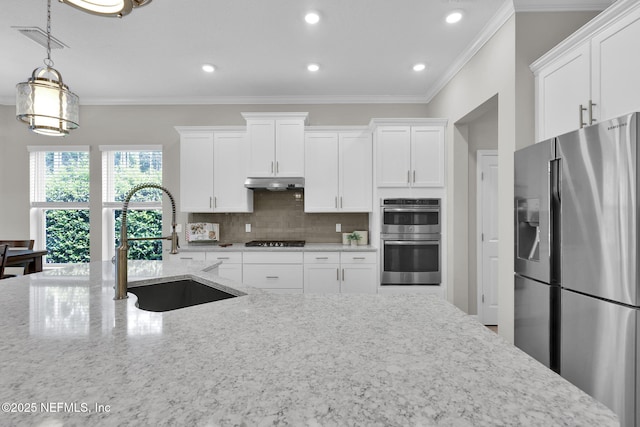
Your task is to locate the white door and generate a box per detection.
[376,127,411,187]
[339,132,372,212]
[304,264,340,293]
[411,126,444,187]
[591,6,640,123]
[536,42,590,141]
[304,133,339,212]
[275,119,305,177]
[341,264,377,294]
[179,132,214,212]
[478,151,499,325]
[213,132,253,212]
[247,120,275,176]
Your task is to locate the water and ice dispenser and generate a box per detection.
[517,198,540,261]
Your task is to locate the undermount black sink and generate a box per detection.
[129,279,237,312]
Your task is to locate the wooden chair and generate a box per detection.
[0,244,10,279]
[0,240,35,276]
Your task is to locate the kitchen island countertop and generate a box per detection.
[0,261,617,426]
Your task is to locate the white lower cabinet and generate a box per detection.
[242,252,303,294]
[304,252,376,294]
[206,251,242,283]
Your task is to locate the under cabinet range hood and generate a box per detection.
[244,177,304,191]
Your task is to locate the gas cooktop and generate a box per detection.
[245,240,306,247]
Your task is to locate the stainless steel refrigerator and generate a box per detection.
[515,112,639,427]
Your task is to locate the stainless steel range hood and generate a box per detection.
[244,177,304,191]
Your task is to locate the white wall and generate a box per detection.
[0,103,427,260]
[423,10,597,341]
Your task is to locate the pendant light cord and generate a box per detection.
[44,0,54,68]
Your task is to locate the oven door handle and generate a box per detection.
[383,240,439,245]
[383,208,439,213]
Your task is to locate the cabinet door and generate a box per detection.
[411,126,444,187]
[213,132,253,212]
[247,120,275,176]
[536,42,591,141]
[341,264,377,294]
[304,264,340,293]
[275,119,305,177]
[304,133,339,212]
[591,6,640,123]
[376,127,411,187]
[179,132,214,212]
[339,132,372,211]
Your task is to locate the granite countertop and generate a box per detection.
[0,261,617,426]
[180,242,377,252]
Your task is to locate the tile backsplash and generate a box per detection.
[189,191,369,244]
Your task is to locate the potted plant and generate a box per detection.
[347,231,362,246]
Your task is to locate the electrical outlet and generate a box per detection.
[175,224,182,233]
[336,223,341,232]
[245,224,251,233]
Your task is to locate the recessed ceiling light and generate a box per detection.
[202,64,215,73]
[305,12,320,24]
[446,10,463,24]
[413,63,426,72]
[307,63,320,72]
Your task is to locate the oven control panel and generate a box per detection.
[381,198,440,206]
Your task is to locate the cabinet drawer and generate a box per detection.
[169,252,206,262]
[207,251,242,264]
[340,252,376,264]
[243,252,303,264]
[304,252,340,264]
[243,264,303,289]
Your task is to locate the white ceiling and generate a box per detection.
[0,0,612,106]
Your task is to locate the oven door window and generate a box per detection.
[383,241,439,273]
[383,210,439,226]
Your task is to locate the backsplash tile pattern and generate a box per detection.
[189,191,368,243]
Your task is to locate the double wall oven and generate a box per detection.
[380,198,441,285]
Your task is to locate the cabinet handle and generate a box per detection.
[337,268,340,281]
[266,276,279,279]
[589,100,597,125]
[214,197,217,208]
[579,104,587,128]
[180,257,194,260]
[413,170,416,183]
[407,170,410,183]
[352,257,366,260]
[342,268,345,281]
[209,197,212,208]
[276,161,279,174]
[340,196,343,208]
[217,257,230,260]
[271,161,274,174]
[315,257,329,260]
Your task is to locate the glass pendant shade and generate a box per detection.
[16,67,79,137]
[60,0,151,17]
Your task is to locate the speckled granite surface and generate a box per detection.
[0,261,617,426]
[181,242,377,252]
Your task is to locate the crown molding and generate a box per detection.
[424,0,515,103]
[514,0,613,12]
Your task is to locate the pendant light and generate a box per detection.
[16,0,79,137]
[59,0,152,18]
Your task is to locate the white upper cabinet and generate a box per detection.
[179,131,215,212]
[373,120,447,188]
[532,0,640,141]
[243,113,308,177]
[535,42,591,140]
[213,132,253,212]
[176,127,253,213]
[304,129,372,213]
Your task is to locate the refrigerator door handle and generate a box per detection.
[550,157,561,284]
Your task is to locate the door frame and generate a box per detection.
[476,149,498,324]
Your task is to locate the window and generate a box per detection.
[101,146,163,261]
[29,146,91,265]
